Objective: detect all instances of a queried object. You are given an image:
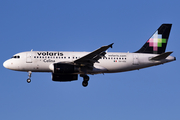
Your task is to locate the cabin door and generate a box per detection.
[26,52,32,63]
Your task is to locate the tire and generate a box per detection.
[82,81,88,87]
[27,78,31,83]
[84,75,89,81]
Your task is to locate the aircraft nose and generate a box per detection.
[3,60,9,69]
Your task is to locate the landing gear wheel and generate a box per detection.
[84,75,89,81]
[82,75,89,87]
[80,74,90,87]
[27,78,31,83]
[82,80,88,87]
[27,71,32,83]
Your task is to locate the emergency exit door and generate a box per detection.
[133,55,139,65]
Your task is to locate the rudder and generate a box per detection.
[135,24,172,54]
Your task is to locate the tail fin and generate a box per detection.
[135,24,172,54]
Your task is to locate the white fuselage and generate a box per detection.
[3,51,176,74]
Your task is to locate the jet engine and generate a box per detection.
[49,63,79,74]
[49,63,79,82]
[52,73,78,82]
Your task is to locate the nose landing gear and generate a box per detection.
[27,71,32,83]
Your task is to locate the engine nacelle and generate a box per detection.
[49,63,79,74]
[52,73,78,82]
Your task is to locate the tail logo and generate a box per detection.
[147,31,166,53]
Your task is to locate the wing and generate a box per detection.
[73,43,113,67]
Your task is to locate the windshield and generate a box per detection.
[11,55,20,59]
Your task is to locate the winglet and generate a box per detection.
[150,51,173,60]
[109,43,114,48]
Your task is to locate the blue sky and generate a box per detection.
[0,0,180,119]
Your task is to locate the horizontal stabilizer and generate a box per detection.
[150,52,173,60]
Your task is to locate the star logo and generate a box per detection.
[147,31,166,52]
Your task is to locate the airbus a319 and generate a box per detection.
[3,24,176,87]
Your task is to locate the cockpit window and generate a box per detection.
[11,55,20,59]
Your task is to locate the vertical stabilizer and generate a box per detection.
[135,24,172,54]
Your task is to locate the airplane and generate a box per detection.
[3,24,176,87]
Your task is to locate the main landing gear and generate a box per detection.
[27,71,32,83]
[81,75,89,87]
